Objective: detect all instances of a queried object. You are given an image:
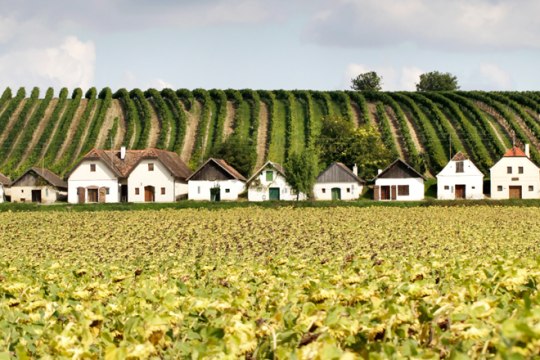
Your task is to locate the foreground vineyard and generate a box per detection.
[0,89,540,178]
[1,207,540,358]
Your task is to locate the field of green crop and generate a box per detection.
[1,207,540,358]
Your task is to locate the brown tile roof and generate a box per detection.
[503,146,527,157]
[0,172,10,186]
[72,148,192,180]
[246,161,285,184]
[12,167,67,189]
[451,152,469,161]
[187,158,246,181]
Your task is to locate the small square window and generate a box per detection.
[398,185,409,196]
[529,185,534,191]
[105,188,110,195]
[90,164,96,172]
[225,188,230,193]
[161,187,166,195]
[135,188,140,195]
[148,163,154,171]
[322,188,326,193]
[444,185,449,190]
[519,167,524,174]
[456,161,464,173]
[472,186,475,189]
[497,185,503,191]
[507,166,512,174]
[347,188,351,193]
[265,171,273,181]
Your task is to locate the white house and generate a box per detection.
[373,159,425,201]
[436,152,484,200]
[10,167,67,204]
[490,145,540,199]
[187,158,246,201]
[314,162,365,201]
[246,161,305,201]
[0,173,10,203]
[67,147,192,204]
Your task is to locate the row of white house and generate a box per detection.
[0,144,538,203]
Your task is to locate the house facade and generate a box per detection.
[246,161,304,201]
[10,167,67,204]
[67,148,192,204]
[0,173,9,203]
[490,146,540,200]
[314,163,364,201]
[436,152,484,200]
[188,158,246,201]
[373,159,425,201]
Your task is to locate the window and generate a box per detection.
[497,186,503,191]
[444,185,449,190]
[456,161,464,173]
[529,186,534,191]
[197,186,201,194]
[322,188,326,193]
[90,164,96,172]
[519,166,524,174]
[347,188,351,193]
[148,163,154,171]
[397,185,409,196]
[507,166,512,174]
[105,188,110,195]
[472,186,475,189]
[265,171,273,181]
[135,188,140,195]
[161,187,166,195]
[225,188,230,193]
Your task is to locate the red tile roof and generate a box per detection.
[503,146,527,157]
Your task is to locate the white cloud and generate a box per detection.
[345,63,423,91]
[306,0,540,51]
[464,63,513,90]
[0,36,95,90]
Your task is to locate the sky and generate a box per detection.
[0,0,539,93]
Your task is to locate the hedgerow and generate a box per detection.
[145,88,174,150]
[0,87,25,136]
[375,102,398,157]
[78,88,113,160]
[161,88,187,154]
[208,89,227,155]
[130,89,152,149]
[190,89,212,167]
[113,88,139,149]
[176,89,194,111]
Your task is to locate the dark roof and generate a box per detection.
[316,162,365,184]
[246,161,286,184]
[451,152,469,161]
[187,158,246,181]
[0,173,10,186]
[373,159,425,181]
[503,146,527,157]
[12,167,67,189]
[69,148,192,180]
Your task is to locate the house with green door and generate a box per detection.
[246,161,306,201]
[313,162,365,201]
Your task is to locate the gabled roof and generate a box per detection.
[246,161,286,184]
[187,158,246,182]
[451,151,469,161]
[437,153,484,178]
[68,148,192,180]
[316,162,365,184]
[12,167,67,189]
[372,159,425,181]
[0,173,10,186]
[503,146,527,157]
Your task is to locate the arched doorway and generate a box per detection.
[144,186,155,202]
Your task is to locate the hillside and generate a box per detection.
[0,87,539,178]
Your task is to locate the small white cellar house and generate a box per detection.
[246,161,305,201]
[436,152,484,200]
[373,159,425,201]
[313,162,364,200]
[0,172,10,203]
[187,158,246,201]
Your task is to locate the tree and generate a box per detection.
[210,135,256,177]
[416,71,459,91]
[284,148,318,200]
[318,117,393,179]
[351,71,382,92]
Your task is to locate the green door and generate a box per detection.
[331,187,341,200]
[269,187,280,201]
[210,188,221,202]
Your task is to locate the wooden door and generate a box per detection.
[331,188,341,200]
[455,185,466,199]
[210,187,220,202]
[88,189,98,203]
[509,186,522,199]
[77,187,85,204]
[144,186,155,202]
[31,190,42,203]
[381,186,390,200]
[269,187,280,201]
[98,187,107,203]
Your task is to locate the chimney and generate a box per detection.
[352,164,358,176]
[120,146,126,160]
[525,144,530,158]
[377,169,383,175]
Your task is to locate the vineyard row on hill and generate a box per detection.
[0,88,540,178]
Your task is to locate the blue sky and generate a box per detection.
[0,0,538,92]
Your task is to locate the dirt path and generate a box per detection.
[400,108,425,153]
[4,100,39,160]
[114,100,127,149]
[200,107,213,158]
[350,102,361,127]
[384,106,405,159]
[475,101,515,146]
[18,99,58,166]
[96,99,124,149]
[223,101,236,139]
[366,103,377,125]
[181,101,200,162]
[38,99,69,159]
[72,100,99,160]
[0,99,27,145]
[55,99,88,161]
[256,101,269,168]
[0,98,11,118]
[146,102,160,148]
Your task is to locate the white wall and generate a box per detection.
[68,160,120,203]
[313,182,362,201]
[374,178,424,201]
[128,159,186,203]
[490,157,540,199]
[0,185,4,203]
[188,180,245,201]
[437,176,484,200]
[11,186,63,204]
[247,169,304,201]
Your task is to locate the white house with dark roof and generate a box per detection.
[490,145,540,199]
[436,152,484,200]
[10,167,67,204]
[246,160,305,201]
[187,158,246,201]
[0,172,10,203]
[67,147,192,203]
[373,159,425,201]
[314,162,364,200]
